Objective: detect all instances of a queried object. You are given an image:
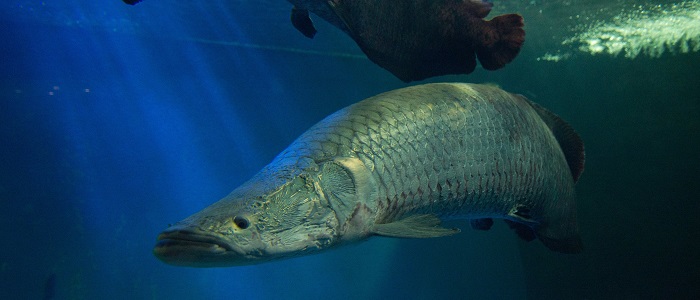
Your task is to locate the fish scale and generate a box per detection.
[272,84,573,226]
[154,83,584,267]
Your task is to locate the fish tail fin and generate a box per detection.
[476,14,525,70]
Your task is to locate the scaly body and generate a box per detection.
[154,83,584,267]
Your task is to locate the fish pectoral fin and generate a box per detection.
[372,214,460,239]
[508,204,537,225]
[505,205,538,241]
[291,7,317,39]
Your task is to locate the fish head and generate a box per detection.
[153,165,342,267]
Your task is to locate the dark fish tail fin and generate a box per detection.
[122,0,143,5]
[476,14,525,70]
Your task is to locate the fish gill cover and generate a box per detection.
[538,0,700,61]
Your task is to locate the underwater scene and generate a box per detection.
[1,0,699,299]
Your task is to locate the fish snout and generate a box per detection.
[153,226,237,267]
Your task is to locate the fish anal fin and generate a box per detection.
[476,13,525,70]
[506,205,584,253]
[469,218,494,230]
[372,214,460,238]
[291,7,317,39]
[504,219,537,242]
[505,205,538,241]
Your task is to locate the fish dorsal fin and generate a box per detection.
[521,96,585,182]
[372,214,460,238]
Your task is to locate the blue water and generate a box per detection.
[1,0,699,299]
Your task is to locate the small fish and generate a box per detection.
[154,83,584,267]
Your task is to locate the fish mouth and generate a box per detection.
[153,227,235,266]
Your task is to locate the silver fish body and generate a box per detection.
[154,83,584,267]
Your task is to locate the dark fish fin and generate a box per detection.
[508,204,534,222]
[507,204,583,253]
[469,218,494,230]
[122,0,143,5]
[506,204,538,242]
[373,214,460,238]
[476,13,525,70]
[470,0,494,19]
[291,7,317,39]
[504,220,536,242]
[522,97,585,182]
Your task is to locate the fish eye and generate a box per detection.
[233,216,250,229]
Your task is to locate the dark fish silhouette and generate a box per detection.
[289,0,525,81]
[122,0,525,82]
